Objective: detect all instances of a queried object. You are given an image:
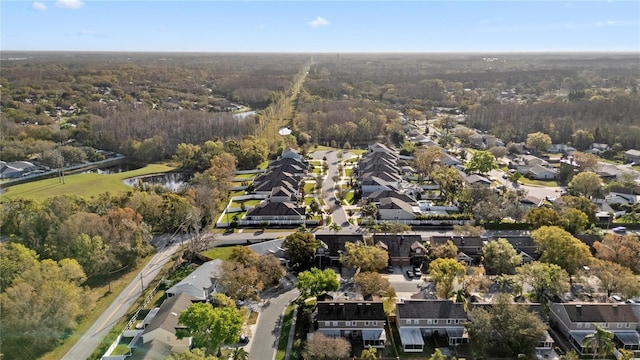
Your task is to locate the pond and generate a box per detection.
[84,163,143,174]
[123,173,192,192]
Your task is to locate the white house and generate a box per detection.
[165,260,222,301]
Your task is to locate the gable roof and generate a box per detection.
[254,178,298,194]
[270,186,294,198]
[248,238,286,257]
[143,292,193,335]
[367,143,394,154]
[528,164,557,176]
[315,234,365,257]
[464,174,491,185]
[317,301,386,321]
[470,302,547,323]
[554,303,638,323]
[367,190,417,204]
[245,201,305,217]
[253,169,299,186]
[165,260,222,300]
[269,156,308,169]
[373,234,424,259]
[397,300,467,320]
[360,171,402,183]
[377,197,417,214]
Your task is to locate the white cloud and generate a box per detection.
[32,1,47,11]
[55,0,84,9]
[596,20,623,26]
[307,16,329,28]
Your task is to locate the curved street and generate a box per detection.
[248,286,300,360]
[311,150,358,232]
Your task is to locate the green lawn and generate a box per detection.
[229,199,262,207]
[345,190,355,204]
[347,149,367,156]
[345,168,353,177]
[229,190,245,198]
[200,245,241,260]
[303,182,316,194]
[275,304,297,360]
[233,173,255,180]
[2,163,175,201]
[518,177,558,187]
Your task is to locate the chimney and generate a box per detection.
[576,304,582,316]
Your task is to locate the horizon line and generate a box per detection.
[2,50,640,55]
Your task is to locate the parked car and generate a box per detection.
[405,270,414,279]
[413,267,422,277]
[612,226,627,234]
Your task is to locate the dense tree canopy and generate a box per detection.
[0,246,94,360]
[282,232,319,271]
[466,294,547,358]
[531,226,593,274]
[295,268,339,299]
[429,258,466,299]
[339,242,389,273]
[464,150,498,175]
[516,261,570,304]
[354,271,396,298]
[482,238,522,275]
[177,302,244,354]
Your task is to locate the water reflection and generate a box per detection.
[123,173,191,192]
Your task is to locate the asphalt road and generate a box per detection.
[62,239,183,360]
[248,286,300,360]
[311,150,358,231]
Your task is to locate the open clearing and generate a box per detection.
[1,163,175,201]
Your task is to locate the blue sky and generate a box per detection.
[2,1,639,52]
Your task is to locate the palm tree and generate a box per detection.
[451,289,468,311]
[230,347,249,360]
[329,222,341,234]
[360,346,378,360]
[581,324,615,359]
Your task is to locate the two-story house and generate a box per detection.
[316,301,387,348]
[373,234,425,267]
[548,303,640,354]
[396,300,468,352]
[314,233,365,268]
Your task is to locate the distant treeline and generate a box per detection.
[467,96,640,148]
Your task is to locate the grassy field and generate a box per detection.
[2,163,175,201]
[201,245,241,260]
